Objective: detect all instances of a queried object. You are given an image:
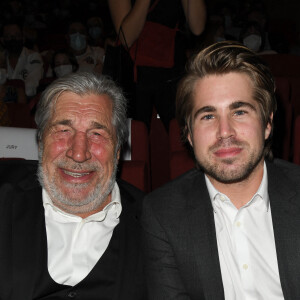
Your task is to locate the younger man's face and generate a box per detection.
[188,72,272,186]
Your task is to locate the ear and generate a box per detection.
[264,113,273,140]
[187,131,193,148]
[116,148,121,161]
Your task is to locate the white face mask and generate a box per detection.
[0,68,7,85]
[243,34,262,52]
[69,32,86,51]
[54,64,73,78]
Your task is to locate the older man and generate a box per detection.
[0,72,146,299]
[142,41,300,300]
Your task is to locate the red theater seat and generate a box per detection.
[293,115,300,165]
[119,119,150,192]
[169,119,195,180]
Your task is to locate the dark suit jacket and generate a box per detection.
[0,160,146,300]
[142,159,300,300]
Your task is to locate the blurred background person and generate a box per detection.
[87,16,105,47]
[67,20,104,74]
[108,0,207,130]
[50,49,79,78]
[1,21,43,100]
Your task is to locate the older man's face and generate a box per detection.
[39,92,119,217]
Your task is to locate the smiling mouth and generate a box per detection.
[63,170,92,178]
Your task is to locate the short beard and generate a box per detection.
[196,137,265,184]
[37,148,118,215]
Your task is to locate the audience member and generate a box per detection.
[50,49,79,78]
[0,72,146,299]
[1,21,43,98]
[87,16,105,47]
[196,15,228,51]
[108,0,206,130]
[67,20,105,74]
[240,21,277,54]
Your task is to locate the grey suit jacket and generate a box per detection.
[142,159,300,300]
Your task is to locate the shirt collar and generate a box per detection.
[42,182,122,222]
[205,161,269,211]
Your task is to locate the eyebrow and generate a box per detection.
[193,106,216,120]
[229,101,257,111]
[193,101,257,120]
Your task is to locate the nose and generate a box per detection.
[66,132,92,162]
[217,116,235,140]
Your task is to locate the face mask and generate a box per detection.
[54,64,73,77]
[243,34,262,52]
[4,39,23,54]
[89,26,102,40]
[69,33,86,51]
[0,68,7,84]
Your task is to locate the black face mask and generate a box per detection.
[4,39,23,54]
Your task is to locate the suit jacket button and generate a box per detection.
[67,291,77,298]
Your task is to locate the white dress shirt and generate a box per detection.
[205,162,284,300]
[43,183,121,286]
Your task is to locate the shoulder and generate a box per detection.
[23,47,42,63]
[0,159,39,187]
[267,159,300,185]
[0,160,41,215]
[144,168,205,210]
[117,179,145,215]
[118,178,145,201]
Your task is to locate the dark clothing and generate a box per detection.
[142,159,300,300]
[134,0,187,130]
[0,160,146,300]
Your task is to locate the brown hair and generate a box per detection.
[176,41,277,159]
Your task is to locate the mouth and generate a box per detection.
[59,168,95,182]
[214,147,242,158]
[63,170,91,177]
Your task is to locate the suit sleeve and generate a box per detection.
[142,197,191,300]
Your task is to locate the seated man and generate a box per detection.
[0,72,146,299]
[142,41,300,299]
[1,21,43,98]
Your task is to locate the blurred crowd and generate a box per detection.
[0,0,299,126]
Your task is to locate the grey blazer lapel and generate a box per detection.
[268,161,300,300]
[184,171,225,300]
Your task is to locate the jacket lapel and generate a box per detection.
[12,185,48,299]
[268,161,300,300]
[113,186,145,300]
[183,171,225,300]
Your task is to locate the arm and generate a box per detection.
[181,0,207,36]
[142,198,191,300]
[108,0,151,47]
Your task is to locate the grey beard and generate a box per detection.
[37,148,118,215]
